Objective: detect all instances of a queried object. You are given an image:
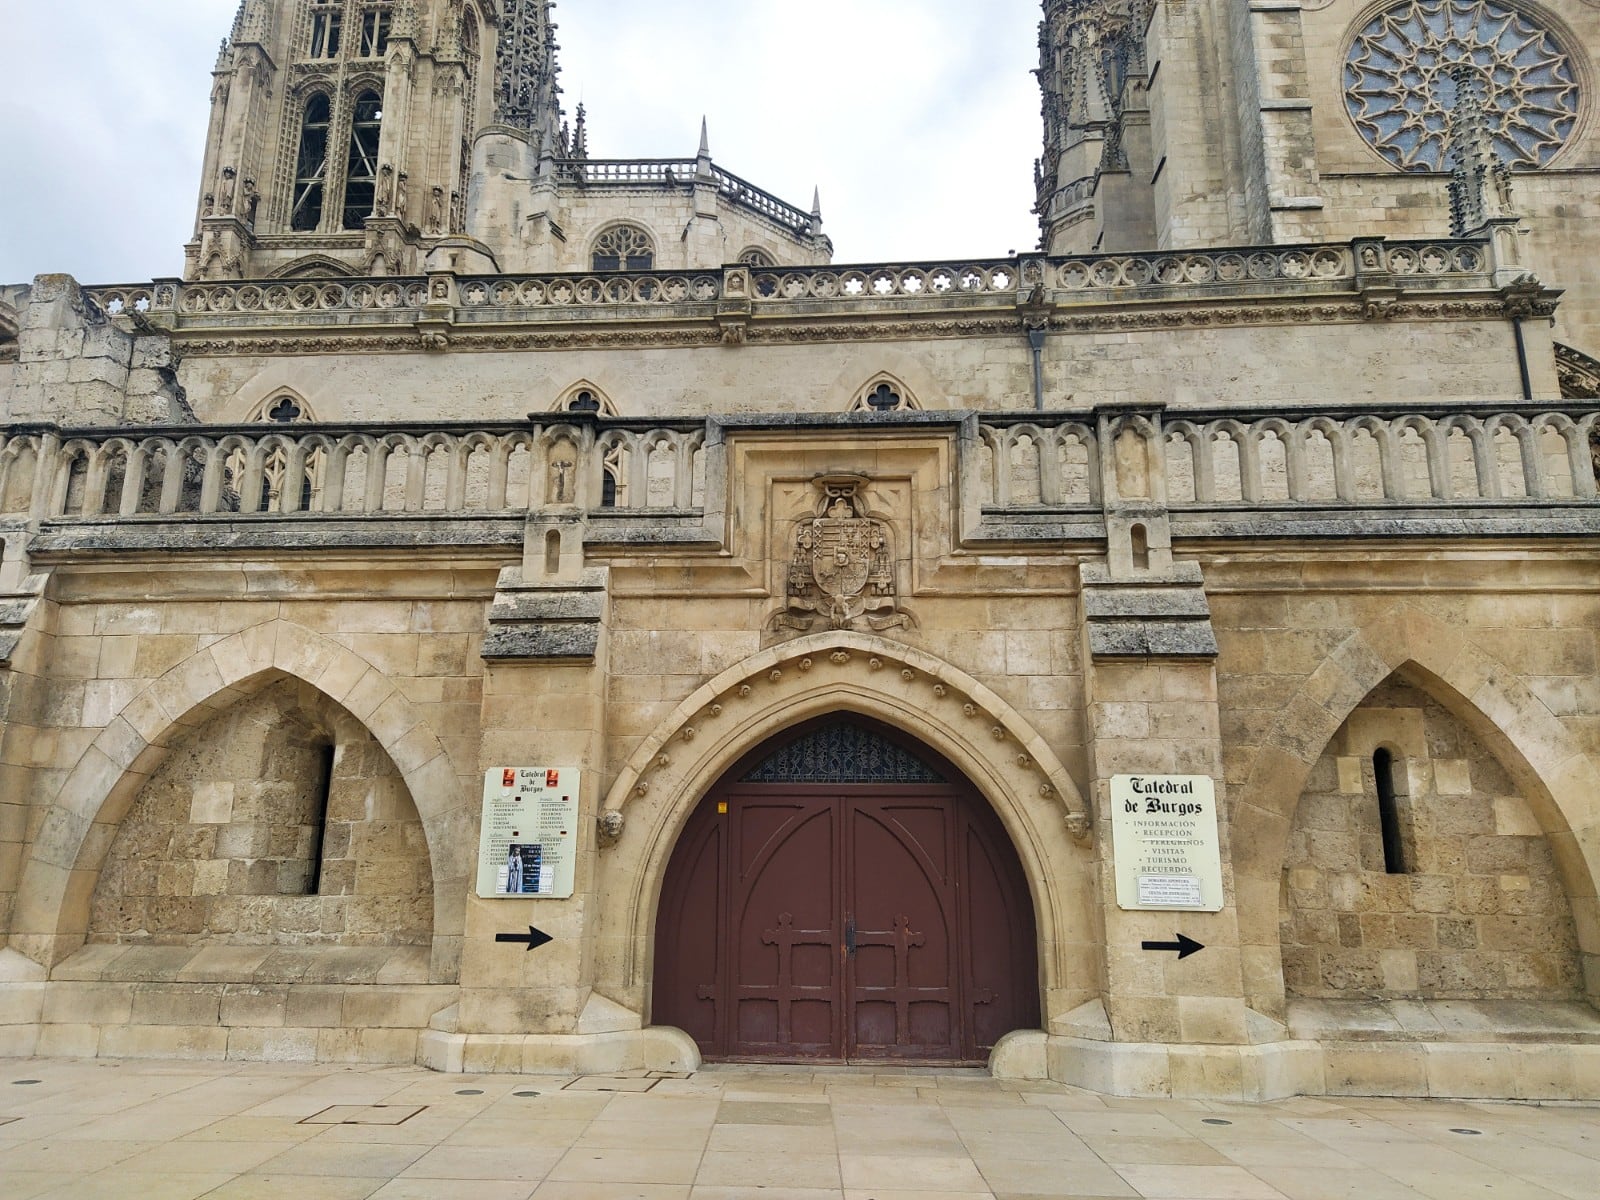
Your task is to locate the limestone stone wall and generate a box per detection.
[87,678,432,947]
[174,314,1535,429]
[1280,679,1582,1000]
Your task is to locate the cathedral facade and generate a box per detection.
[1,0,1599,1099]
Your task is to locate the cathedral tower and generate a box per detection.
[1034,1,1599,358]
[188,0,515,279]
[187,0,828,280]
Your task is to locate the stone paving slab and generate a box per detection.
[0,1058,1595,1199]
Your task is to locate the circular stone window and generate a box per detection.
[1344,0,1579,171]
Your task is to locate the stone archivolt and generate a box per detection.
[595,630,1094,1000]
[601,630,1091,843]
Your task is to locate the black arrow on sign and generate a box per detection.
[495,926,555,953]
[1141,933,1204,959]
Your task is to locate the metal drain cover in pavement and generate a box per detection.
[301,1104,427,1125]
[562,1076,659,1093]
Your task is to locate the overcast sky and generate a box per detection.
[0,1,1043,285]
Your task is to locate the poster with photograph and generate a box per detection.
[476,767,581,899]
[1110,774,1225,912]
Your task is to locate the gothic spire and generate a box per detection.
[1446,67,1516,237]
[494,0,565,145]
[571,104,588,160]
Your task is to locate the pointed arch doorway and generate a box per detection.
[653,716,1040,1065]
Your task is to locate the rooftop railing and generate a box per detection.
[79,238,1499,327]
[556,158,814,231]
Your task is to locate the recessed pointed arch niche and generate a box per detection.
[1280,668,1583,1002]
[87,676,433,950]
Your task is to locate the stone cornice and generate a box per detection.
[77,238,1551,357]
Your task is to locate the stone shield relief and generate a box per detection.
[771,475,913,634]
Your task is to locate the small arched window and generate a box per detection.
[342,90,384,229]
[738,247,776,268]
[291,95,333,232]
[848,374,921,413]
[553,381,619,416]
[592,225,654,272]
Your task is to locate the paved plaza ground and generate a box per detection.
[0,1057,1595,1199]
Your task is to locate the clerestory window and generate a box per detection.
[342,91,384,229]
[291,94,332,232]
[591,225,655,272]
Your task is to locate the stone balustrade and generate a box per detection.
[2,405,1592,537]
[556,159,814,231]
[79,238,1499,327]
[0,423,707,521]
[970,405,1599,511]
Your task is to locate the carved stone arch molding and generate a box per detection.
[1231,604,1600,1017]
[9,620,467,976]
[551,379,620,416]
[828,351,945,412]
[272,255,358,279]
[849,372,923,413]
[592,630,1096,1019]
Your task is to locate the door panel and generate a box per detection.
[847,798,958,1060]
[728,796,839,1058]
[654,732,1040,1066]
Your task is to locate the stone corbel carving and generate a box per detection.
[597,809,625,847]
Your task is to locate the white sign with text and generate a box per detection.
[1110,774,1224,912]
[476,768,581,900]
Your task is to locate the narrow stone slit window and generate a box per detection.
[1374,747,1407,874]
[307,742,336,894]
[544,529,562,576]
[1129,523,1150,571]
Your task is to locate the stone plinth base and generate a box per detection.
[1043,1035,1600,1101]
[417,1026,701,1075]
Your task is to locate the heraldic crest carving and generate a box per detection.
[773,475,912,633]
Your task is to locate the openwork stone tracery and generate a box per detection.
[1344,0,1579,171]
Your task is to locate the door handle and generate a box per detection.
[844,917,856,958]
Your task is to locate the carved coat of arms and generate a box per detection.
[774,476,910,632]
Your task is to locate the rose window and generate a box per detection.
[1344,0,1578,171]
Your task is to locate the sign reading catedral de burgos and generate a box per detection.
[1110,774,1224,912]
[476,768,581,900]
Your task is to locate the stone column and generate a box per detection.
[1063,407,1289,1098]
[426,508,689,1072]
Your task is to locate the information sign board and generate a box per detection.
[476,768,581,900]
[1110,774,1224,912]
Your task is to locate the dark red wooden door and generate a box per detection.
[654,720,1039,1064]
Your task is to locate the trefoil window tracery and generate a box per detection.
[591,225,655,272]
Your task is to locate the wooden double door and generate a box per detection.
[654,722,1039,1064]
